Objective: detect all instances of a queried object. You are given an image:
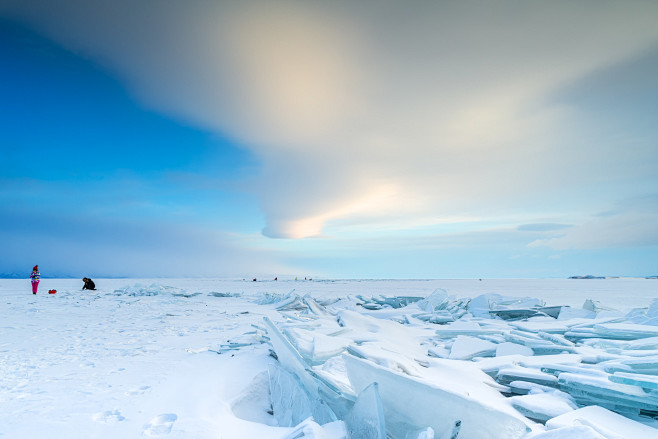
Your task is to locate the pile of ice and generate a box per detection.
[112,283,242,298]
[231,288,658,439]
[112,283,190,297]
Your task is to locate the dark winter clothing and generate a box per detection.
[82,278,96,290]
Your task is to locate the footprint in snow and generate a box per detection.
[125,385,150,396]
[144,413,177,436]
[93,410,125,424]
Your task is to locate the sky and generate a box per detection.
[1,0,657,279]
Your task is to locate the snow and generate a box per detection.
[1,277,657,438]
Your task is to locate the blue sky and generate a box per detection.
[1,1,657,279]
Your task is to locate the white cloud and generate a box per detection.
[4,0,658,238]
[530,212,658,250]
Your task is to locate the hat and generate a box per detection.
[33,265,38,270]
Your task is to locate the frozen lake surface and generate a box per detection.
[1,278,657,438]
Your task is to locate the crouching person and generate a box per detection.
[82,277,96,290]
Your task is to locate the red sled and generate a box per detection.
[48,289,57,294]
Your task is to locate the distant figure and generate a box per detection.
[30,265,40,295]
[252,278,257,282]
[274,277,278,281]
[82,277,96,290]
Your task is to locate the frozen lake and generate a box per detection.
[3,277,655,309]
[1,278,657,438]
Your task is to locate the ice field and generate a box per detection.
[1,278,658,439]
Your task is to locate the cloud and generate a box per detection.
[0,208,290,277]
[3,1,658,238]
[517,223,572,232]
[530,210,658,250]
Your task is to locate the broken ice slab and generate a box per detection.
[557,371,658,415]
[602,355,658,375]
[434,321,506,338]
[473,353,583,377]
[448,335,497,360]
[468,294,545,319]
[510,320,569,334]
[593,323,658,340]
[412,311,455,324]
[489,306,562,320]
[626,298,658,326]
[545,405,658,438]
[218,331,268,352]
[356,295,423,310]
[496,342,534,357]
[537,306,563,319]
[503,333,576,355]
[527,425,607,439]
[208,291,241,297]
[564,328,599,340]
[507,380,559,396]
[415,288,452,311]
[344,354,530,439]
[509,392,577,423]
[269,363,337,427]
[380,296,423,309]
[540,363,608,378]
[281,417,347,439]
[609,371,658,390]
[361,303,383,310]
[605,349,658,357]
[344,382,386,439]
[263,317,352,419]
[284,327,352,365]
[427,345,451,359]
[536,332,575,347]
[346,344,426,378]
[496,365,559,387]
[303,296,333,316]
[557,306,597,320]
[278,295,308,311]
[255,290,300,307]
[582,298,619,314]
[404,426,438,439]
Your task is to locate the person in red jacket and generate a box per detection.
[30,265,40,294]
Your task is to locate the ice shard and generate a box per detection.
[269,363,336,427]
[557,371,658,416]
[496,365,559,387]
[435,321,505,338]
[602,355,658,375]
[508,392,577,423]
[281,417,347,439]
[264,317,351,420]
[343,354,529,439]
[609,371,658,390]
[448,335,497,360]
[416,289,452,312]
[545,405,658,438]
[344,382,386,439]
[496,342,534,357]
[593,323,658,340]
[303,296,333,316]
[468,294,544,319]
[527,425,607,439]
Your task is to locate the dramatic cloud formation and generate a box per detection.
[3,0,658,246]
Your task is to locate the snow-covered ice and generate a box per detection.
[1,277,657,438]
